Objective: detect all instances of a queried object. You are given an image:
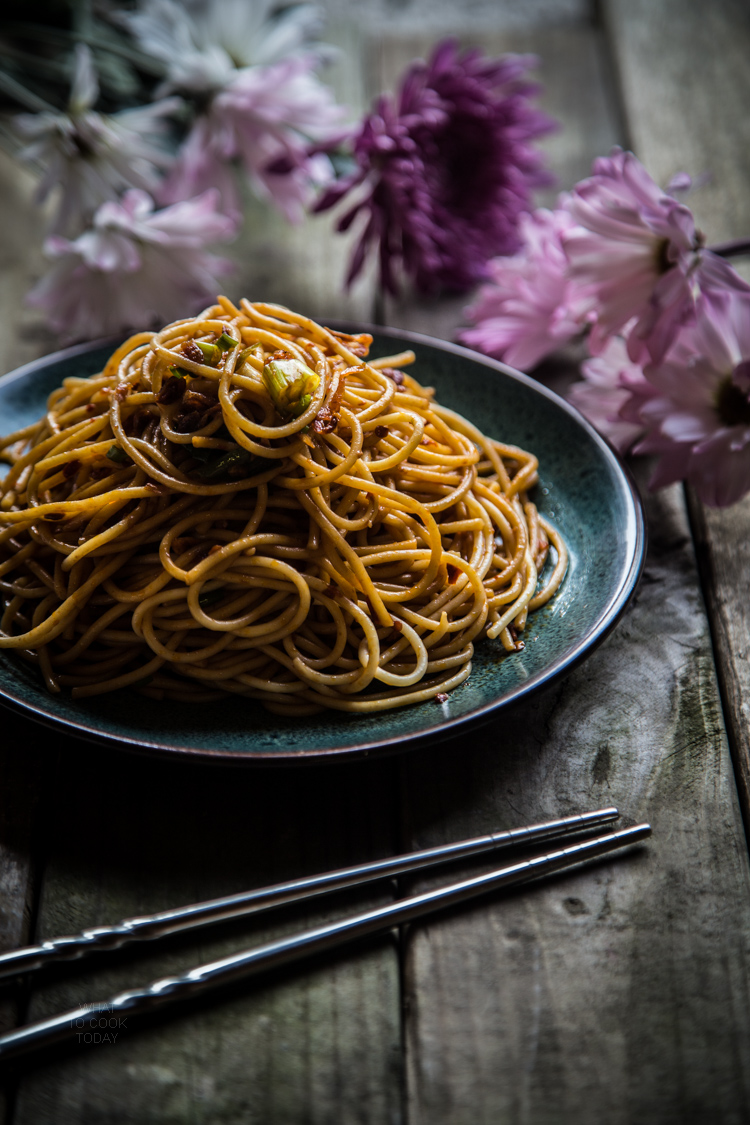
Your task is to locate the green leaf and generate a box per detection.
[195,341,222,366]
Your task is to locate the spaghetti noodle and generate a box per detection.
[0,298,567,715]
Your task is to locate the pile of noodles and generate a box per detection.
[0,298,567,715]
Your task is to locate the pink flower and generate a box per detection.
[459,207,591,370]
[562,148,749,363]
[121,0,344,222]
[566,332,650,452]
[629,290,750,506]
[28,189,237,342]
[160,54,343,223]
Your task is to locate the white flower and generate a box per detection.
[120,0,326,94]
[15,45,180,236]
[160,53,345,221]
[120,0,344,220]
[28,189,238,342]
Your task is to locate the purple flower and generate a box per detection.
[15,45,179,237]
[458,207,592,370]
[121,0,344,222]
[627,290,750,506]
[28,189,237,342]
[562,148,749,363]
[566,332,650,453]
[314,41,557,294]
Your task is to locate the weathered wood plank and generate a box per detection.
[2,5,749,1123]
[687,494,750,836]
[0,734,53,1125]
[0,736,50,1021]
[0,149,60,1125]
[398,475,750,1124]
[370,17,750,1124]
[12,749,403,1125]
[603,0,750,247]
[603,0,750,831]
[325,0,591,36]
[3,12,399,1122]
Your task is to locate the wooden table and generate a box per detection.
[1,2,750,1121]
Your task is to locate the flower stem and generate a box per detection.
[709,239,750,259]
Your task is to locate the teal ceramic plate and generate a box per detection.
[0,328,644,764]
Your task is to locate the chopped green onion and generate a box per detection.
[195,341,222,365]
[106,444,130,464]
[168,365,190,379]
[237,344,265,378]
[240,343,264,363]
[290,393,312,417]
[216,332,237,352]
[262,358,320,417]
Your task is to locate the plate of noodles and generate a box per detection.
[0,298,644,762]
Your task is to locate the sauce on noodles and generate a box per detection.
[0,298,567,715]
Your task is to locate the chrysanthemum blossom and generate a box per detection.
[15,44,179,236]
[566,332,650,453]
[562,148,749,364]
[458,207,592,370]
[28,189,237,342]
[159,54,344,222]
[120,0,326,93]
[121,0,344,221]
[314,41,557,295]
[627,290,750,506]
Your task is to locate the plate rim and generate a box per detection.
[0,327,646,766]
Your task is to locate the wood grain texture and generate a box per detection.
[1,4,750,1122]
[0,151,58,1125]
[0,732,53,1125]
[12,751,403,1125]
[398,475,750,1125]
[603,0,750,243]
[603,0,750,832]
[2,13,396,1121]
[324,0,590,35]
[687,494,750,836]
[372,15,750,1124]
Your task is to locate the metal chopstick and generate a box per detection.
[0,806,619,982]
[0,821,650,1062]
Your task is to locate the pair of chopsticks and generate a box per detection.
[0,807,650,1062]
